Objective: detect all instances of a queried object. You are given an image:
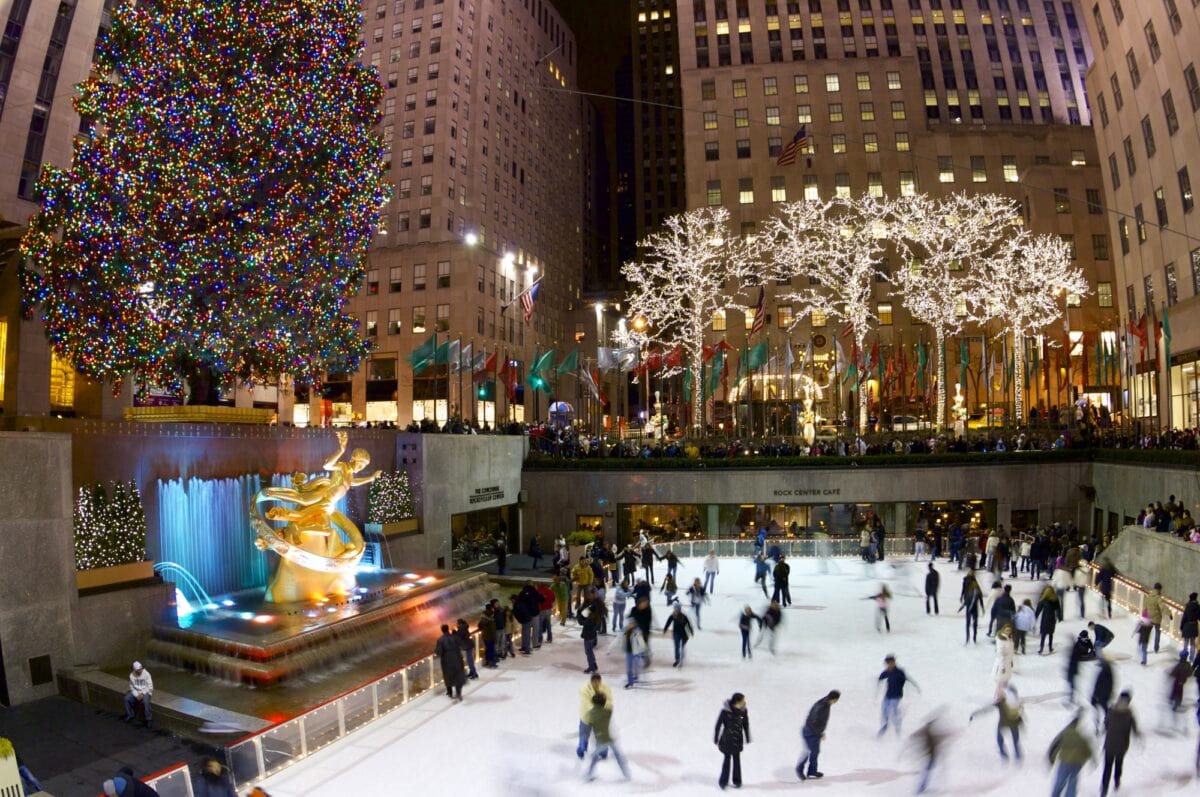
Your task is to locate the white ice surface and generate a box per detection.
[259,556,1198,795]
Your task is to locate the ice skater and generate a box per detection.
[434,624,465,702]
[576,673,612,759]
[580,605,600,674]
[1180,592,1199,661]
[714,692,751,790]
[686,577,710,629]
[1014,598,1035,655]
[1144,583,1171,654]
[621,623,643,689]
[1166,651,1192,731]
[1036,585,1062,654]
[1047,713,1093,797]
[660,572,677,607]
[1099,691,1139,797]
[867,584,892,633]
[753,553,770,599]
[959,571,983,644]
[662,602,694,667]
[796,690,840,780]
[969,686,1024,761]
[877,654,920,736]
[924,563,940,615]
[583,693,630,782]
[1066,630,1095,704]
[1134,610,1153,665]
[1088,621,1114,656]
[756,600,783,654]
[738,605,761,659]
[772,555,792,606]
[1089,654,1115,735]
[992,625,1015,700]
[911,713,948,794]
[702,549,719,594]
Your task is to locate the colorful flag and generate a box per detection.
[473,351,494,383]
[663,345,684,370]
[443,339,461,370]
[520,280,542,323]
[748,340,769,371]
[407,332,437,374]
[1128,313,1148,359]
[556,347,579,375]
[683,367,694,402]
[916,340,927,392]
[580,368,601,401]
[455,343,472,374]
[802,338,813,368]
[433,339,452,366]
[1161,302,1172,370]
[783,339,795,372]
[776,125,809,167]
[959,337,969,387]
[530,349,555,377]
[705,350,725,398]
[750,286,766,337]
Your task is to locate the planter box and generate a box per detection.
[76,560,155,591]
[380,518,421,538]
[123,406,275,424]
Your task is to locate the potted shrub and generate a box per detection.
[566,530,596,564]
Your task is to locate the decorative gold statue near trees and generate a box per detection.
[252,432,380,602]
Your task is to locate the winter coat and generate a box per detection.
[663,611,693,640]
[571,562,594,587]
[754,558,770,579]
[993,636,1015,681]
[536,585,555,612]
[580,612,598,641]
[1015,605,1036,633]
[738,611,762,632]
[1091,624,1114,646]
[551,580,569,605]
[1103,704,1138,755]
[454,621,474,656]
[1068,638,1094,677]
[1180,599,1200,639]
[1091,660,1114,706]
[993,593,1016,623]
[586,704,615,744]
[478,613,497,643]
[687,584,708,608]
[773,561,790,585]
[622,549,638,571]
[961,584,983,617]
[1048,723,1093,767]
[714,702,751,754]
[1096,566,1116,596]
[613,585,631,608]
[925,569,940,595]
[1036,597,1061,632]
[435,633,466,688]
[629,604,652,637]
[1072,567,1089,589]
[802,696,835,736]
[762,605,782,629]
[703,554,720,574]
[641,546,656,566]
[579,681,613,721]
[192,773,238,797]
[1144,590,1169,625]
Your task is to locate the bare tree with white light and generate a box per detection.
[891,193,1024,429]
[621,207,758,429]
[975,231,1089,423]
[763,195,898,432]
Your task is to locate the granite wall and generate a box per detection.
[0,432,77,705]
[1100,526,1200,605]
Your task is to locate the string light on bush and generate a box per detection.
[368,471,415,525]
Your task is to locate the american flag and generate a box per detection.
[520,280,542,323]
[750,285,766,337]
[776,125,809,167]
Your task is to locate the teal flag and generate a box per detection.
[705,351,724,398]
[747,340,769,371]
[556,348,579,375]
[530,349,555,376]
[683,367,694,403]
[959,337,968,388]
[407,332,437,374]
[433,340,451,365]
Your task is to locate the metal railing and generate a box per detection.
[144,763,193,797]
[225,632,485,790]
[1082,563,1186,644]
[650,536,915,560]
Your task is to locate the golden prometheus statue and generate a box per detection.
[251,431,381,603]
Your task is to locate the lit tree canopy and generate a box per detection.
[20,0,389,399]
[976,231,1089,422]
[891,193,1024,428]
[621,207,758,426]
[763,195,899,431]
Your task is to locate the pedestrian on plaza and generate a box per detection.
[576,673,613,759]
[867,584,892,633]
[1088,621,1115,657]
[738,605,761,659]
[924,562,940,615]
[753,553,770,599]
[478,605,498,668]
[1036,585,1062,654]
[959,572,984,644]
[640,542,657,585]
[1180,592,1200,661]
[535,582,555,646]
[191,758,238,797]
[101,768,159,797]
[583,693,631,782]
[1144,582,1171,654]
[611,579,631,632]
[489,598,510,660]
[529,536,543,570]
[687,577,710,630]
[551,573,570,627]
[570,559,594,616]
[502,597,519,658]
[580,606,600,674]
[756,600,783,654]
[515,581,540,654]
[1134,610,1154,666]
[796,690,840,780]
[1014,598,1035,655]
[663,602,694,667]
[877,654,920,736]
[660,571,678,606]
[495,535,508,576]
[1099,691,1139,797]
[1047,713,1094,797]
[1089,655,1115,735]
[1067,631,1095,704]
[702,549,719,594]
[772,554,792,606]
[454,618,478,679]
[122,661,154,729]
[435,624,466,702]
[714,692,751,790]
[969,686,1024,762]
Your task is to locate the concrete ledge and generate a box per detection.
[58,667,269,743]
[1101,525,1200,605]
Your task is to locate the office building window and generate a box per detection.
[1123,136,1136,176]
[1135,204,1148,243]
[1165,262,1178,305]
[895,132,910,152]
[1141,115,1156,158]
[891,101,906,120]
[702,79,716,100]
[832,134,847,153]
[1180,167,1194,213]
[835,173,851,198]
[1054,188,1071,213]
[811,310,827,328]
[704,111,718,129]
[804,174,820,200]
[705,141,720,161]
[1108,153,1121,189]
[763,76,778,95]
[1118,218,1130,254]
[863,133,878,153]
[797,104,813,123]
[707,180,723,205]
[887,71,902,90]
[860,102,875,121]
[868,173,883,197]
[365,310,378,337]
[795,75,810,93]
[389,308,403,335]
[435,304,450,332]
[900,171,916,196]
[938,156,955,183]
[1163,91,1179,135]
[733,78,748,97]
[1186,64,1200,112]
[826,74,840,92]
[1145,21,1160,63]
[1093,234,1109,260]
[1097,282,1113,308]
[972,156,987,183]
[437,260,450,288]
[829,103,844,122]
[739,177,755,204]
[878,303,893,325]
[390,266,404,292]
[412,306,427,333]
[735,108,750,127]
[771,175,787,202]
[737,139,752,158]
[778,304,794,328]
[1155,187,1169,226]
[712,308,727,331]
[1087,188,1104,214]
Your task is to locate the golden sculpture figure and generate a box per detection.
[252,432,381,602]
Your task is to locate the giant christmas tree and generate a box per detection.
[20,0,389,400]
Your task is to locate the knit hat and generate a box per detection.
[103,777,127,796]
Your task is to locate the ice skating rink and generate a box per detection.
[258,556,1198,795]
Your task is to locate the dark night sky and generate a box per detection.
[555,0,626,99]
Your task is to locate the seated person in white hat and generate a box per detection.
[123,661,154,728]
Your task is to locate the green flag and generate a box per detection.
[556,347,579,375]
[530,349,555,376]
[705,351,724,398]
[407,332,437,374]
[1162,302,1171,369]
[916,340,927,391]
[433,340,452,365]
[736,347,747,381]
[747,340,769,371]
[683,367,694,403]
[844,362,859,390]
[959,337,969,387]
[1094,336,1103,384]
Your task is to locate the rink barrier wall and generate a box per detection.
[1081,562,1186,643]
[651,536,916,559]
[222,630,492,790]
[93,762,194,797]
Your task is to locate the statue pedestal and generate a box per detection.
[265,558,357,603]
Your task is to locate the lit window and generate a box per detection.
[797,105,812,123]
[771,175,787,202]
[887,71,901,90]
[712,308,727,331]
[1097,282,1113,308]
[1054,188,1071,214]
[900,171,916,196]
[795,75,809,93]
[778,304,794,328]
[835,173,850,198]
[707,180,722,205]
[868,173,883,198]
[971,156,987,183]
[1071,150,1087,166]
[938,156,955,183]
[832,134,847,153]
[1002,155,1018,182]
[811,310,827,327]
[733,79,748,97]
[766,106,781,126]
[763,76,778,95]
[860,102,875,120]
[878,303,893,325]
[804,175,819,200]
[739,177,755,204]
[826,74,840,92]
[735,109,750,127]
[891,101,906,119]
[863,133,878,153]
[412,306,427,333]
[829,103,843,122]
[704,111,718,130]
[895,132,910,152]
[856,73,871,90]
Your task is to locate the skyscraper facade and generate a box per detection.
[1081,0,1200,429]
[670,0,1118,426]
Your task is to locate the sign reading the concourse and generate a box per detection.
[469,485,506,505]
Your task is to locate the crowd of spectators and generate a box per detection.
[1138,495,1200,543]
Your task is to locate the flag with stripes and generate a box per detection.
[776,125,809,167]
[521,280,542,323]
[750,285,766,337]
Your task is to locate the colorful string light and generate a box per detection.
[20,0,389,392]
